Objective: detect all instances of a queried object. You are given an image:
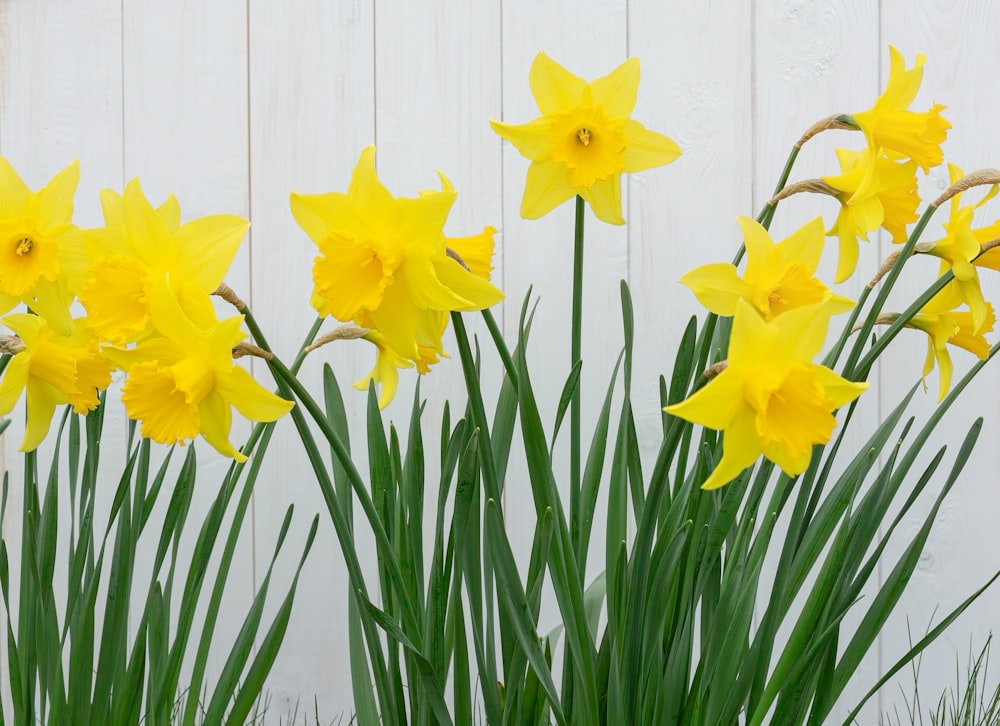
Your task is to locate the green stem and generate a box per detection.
[570,194,584,559]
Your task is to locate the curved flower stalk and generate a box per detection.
[822,147,920,282]
[0,312,113,451]
[290,145,503,383]
[0,157,86,333]
[665,300,868,489]
[105,281,293,461]
[490,52,681,224]
[80,179,249,344]
[679,216,854,320]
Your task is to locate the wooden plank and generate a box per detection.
[752,2,882,721]
[877,4,1000,719]
[0,0,123,717]
[246,0,375,716]
[498,0,630,577]
[120,0,254,696]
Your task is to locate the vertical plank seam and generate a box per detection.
[876,4,885,716]
[498,0,507,520]
[245,0,259,598]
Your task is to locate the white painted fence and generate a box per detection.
[2,1,1000,722]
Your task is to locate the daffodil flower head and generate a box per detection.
[679,216,854,321]
[290,146,503,363]
[0,158,87,320]
[905,287,995,401]
[665,299,868,490]
[852,46,950,178]
[922,163,999,333]
[107,281,293,461]
[490,52,681,225]
[0,312,114,451]
[822,147,920,282]
[80,179,249,344]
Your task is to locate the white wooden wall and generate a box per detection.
[2,1,1000,722]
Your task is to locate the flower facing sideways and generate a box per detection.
[899,288,995,401]
[106,282,293,461]
[822,148,920,282]
[290,146,503,364]
[665,300,868,490]
[490,52,681,224]
[80,179,249,344]
[0,313,113,451]
[679,216,854,321]
[850,45,950,201]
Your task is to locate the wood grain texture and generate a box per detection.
[878,2,1000,717]
[753,1,884,721]
[246,0,375,716]
[0,0,123,717]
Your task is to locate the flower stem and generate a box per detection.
[570,195,585,558]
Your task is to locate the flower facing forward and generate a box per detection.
[679,217,854,321]
[490,52,681,224]
[822,148,920,282]
[107,282,293,461]
[665,300,868,490]
[0,313,113,451]
[290,146,503,363]
[0,158,86,332]
[80,180,249,344]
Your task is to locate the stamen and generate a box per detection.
[14,237,33,256]
[577,128,591,146]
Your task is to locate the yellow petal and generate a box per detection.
[122,361,200,445]
[174,214,249,292]
[529,52,587,115]
[0,354,29,415]
[217,365,294,422]
[578,176,625,225]
[21,377,63,451]
[0,157,32,216]
[432,256,504,311]
[621,119,682,173]
[348,146,398,233]
[664,369,743,431]
[447,226,496,281]
[157,194,181,232]
[776,216,825,272]
[290,190,360,245]
[520,160,576,219]
[489,118,551,161]
[701,407,762,490]
[31,159,79,229]
[198,389,246,461]
[679,263,749,317]
[588,57,639,118]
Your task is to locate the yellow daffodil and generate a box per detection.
[106,282,293,461]
[0,158,87,332]
[665,300,868,490]
[851,46,950,192]
[290,146,503,362]
[490,52,681,224]
[0,313,113,451]
[80,179,249,344]
[822,148,920,282]
[903,288,994,401]
[922,164,999,333]
[679,216,854,321]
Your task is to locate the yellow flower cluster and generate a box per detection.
[0,163,292,458]
[289,146,504,408]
